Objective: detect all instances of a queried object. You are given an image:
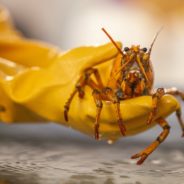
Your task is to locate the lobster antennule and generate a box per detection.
[102,28,124,56]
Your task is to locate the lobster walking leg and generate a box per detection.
[64,68,104,122]
[114,102,126,136]
[147,88,165,125]
[92,84,127,138]
[101,86,127,136]
[64,75,86,121]
[64,89,78,121]
[175,108,184,137]
[131,117,170,165]
[165,87,184,136]
[165,87,184,100]
[92,89,103,140]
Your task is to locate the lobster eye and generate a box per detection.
[124,47,130,52]
[142,47,147,52]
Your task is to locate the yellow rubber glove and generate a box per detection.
[0,7,180,141]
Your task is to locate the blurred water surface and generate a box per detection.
[0,140,183,184]
[0,123,183,184]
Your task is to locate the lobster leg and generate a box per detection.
[64,76,85,122]
[147,88,165,125]
[131,117,170,165]
[92,89,103,140]
[175,108,184,137]
[92,86,126,139]
[165,87,184,136]
[64,89,77,121]
[64,68,104,122]
[165,87,184,100]
[114,102,126,136]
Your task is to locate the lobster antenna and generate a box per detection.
[148,26,163,55]
[102,28,124,56]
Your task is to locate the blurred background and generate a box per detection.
[0,1,184,183]
[1,0,184,85]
